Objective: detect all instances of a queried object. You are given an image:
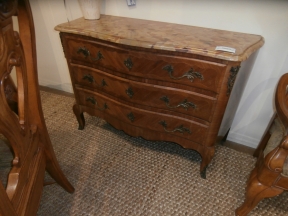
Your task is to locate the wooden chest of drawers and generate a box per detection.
[55,15,264,178]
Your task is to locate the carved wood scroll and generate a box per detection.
[0,1,74,215]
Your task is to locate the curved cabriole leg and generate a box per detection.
[235,174,283,216]
[253,129,271,158]
[200,146,215,179]
[73,104,85,130]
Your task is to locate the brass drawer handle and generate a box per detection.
[160,96,196,110]
[83,74,94,83]
[126,87,134,98]
[124,57,133,70]
[86,96,108,111]
[77,46,104,61]
[159,120,191,134]
[77,46,90,57]
[127,112,135,122]
[162,65,204,82]
[82,74,107,87]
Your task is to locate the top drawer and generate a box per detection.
[63,34,227,93]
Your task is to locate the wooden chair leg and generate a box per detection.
[0,182,17,216]
[253,129,271,158]
[235,173,283,216]
[253,114,276,158]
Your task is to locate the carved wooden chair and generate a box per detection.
[236,73,288,216]
[0,0,74,215]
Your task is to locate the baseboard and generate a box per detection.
[222,140,255,156]
[227,132,259,149]
[38,79,73,94]
[39,85,74,98]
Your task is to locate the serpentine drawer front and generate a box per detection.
[71,64,216,122]
[65,36,227,94]
[77,89,208,145]
[55,15,264,178]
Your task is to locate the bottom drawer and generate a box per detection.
[76,88,208,145]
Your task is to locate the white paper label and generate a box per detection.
[127,0,136,6]
[215,46,236,53]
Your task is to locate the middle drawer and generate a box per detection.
[71,64,216,122]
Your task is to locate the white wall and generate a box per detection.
[29,0,288,148]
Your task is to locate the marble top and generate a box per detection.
[55,15,264,62]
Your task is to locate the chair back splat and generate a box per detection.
[0,1,74,215]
